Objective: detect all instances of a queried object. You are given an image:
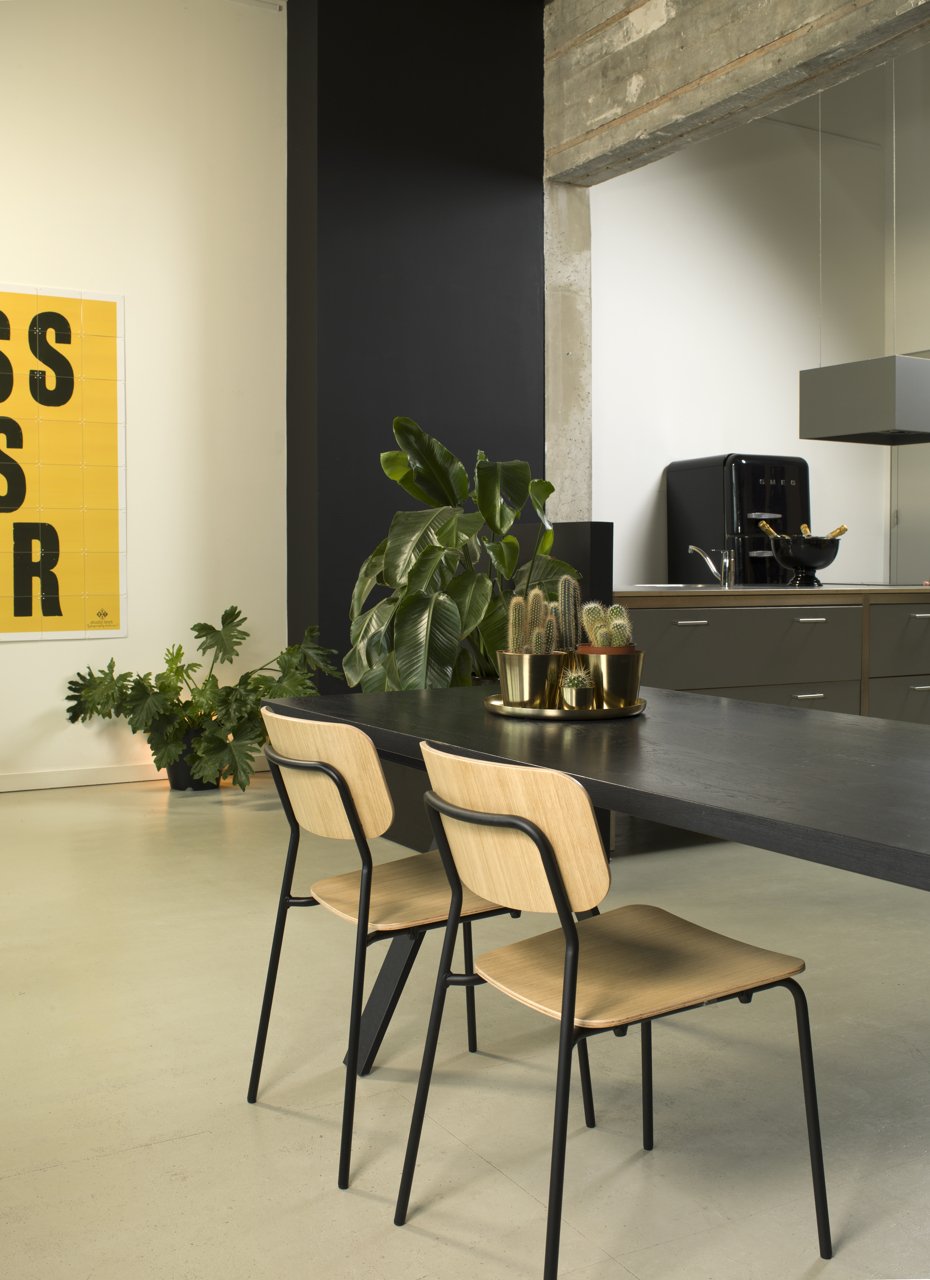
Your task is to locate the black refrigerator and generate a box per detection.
[666,454,811,585]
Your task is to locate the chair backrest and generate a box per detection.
[420,741,610,914]
[262,709,394,840]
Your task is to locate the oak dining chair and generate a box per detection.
[248,710,508,1189]
[395,741,832,1279]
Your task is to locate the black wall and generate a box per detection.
[287,1,547,663]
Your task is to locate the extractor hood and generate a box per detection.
[799,355,930,445]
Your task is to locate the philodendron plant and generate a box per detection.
[344,418,578,690]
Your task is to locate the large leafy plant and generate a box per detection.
[65,606,339,790]
[344,418,577,691]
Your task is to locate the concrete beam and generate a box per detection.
[545,0,930,184]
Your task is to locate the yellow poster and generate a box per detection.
[0,286,125,639]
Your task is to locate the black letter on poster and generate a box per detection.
[0,417,26,512]
[28,311,74,407]
[13,522,62,616]
[0,310,12,402]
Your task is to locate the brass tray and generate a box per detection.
[484,695,646,722]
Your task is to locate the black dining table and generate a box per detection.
[268,683,930,891]
[265,683,930,1069]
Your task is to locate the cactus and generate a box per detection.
[543,614,559,654]
[508,594,528,652]
[582,600,635,649]
[560,662,594,690]
[527,587,547,638]
[558,574,581,651]
[581,601,608,647]
[506,587,567,654]
[606,603,633,647]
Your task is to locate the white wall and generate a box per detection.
[590,109,892,588]
[0,0,287,790]
[888,45,930,584]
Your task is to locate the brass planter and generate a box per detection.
[496,651,565,709]
[561,684,596,712]
[578,647,644,709]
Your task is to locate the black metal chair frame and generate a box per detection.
[395,789,832,1280]
[247,746,507,1190]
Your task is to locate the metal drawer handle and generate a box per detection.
[676,619,709,626]
[796,617,827,623]
[909,613,930,619]
[908,685,930,691]
[794,693,826,699]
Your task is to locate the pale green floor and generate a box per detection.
[2,775,929,1280]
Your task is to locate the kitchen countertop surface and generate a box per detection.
[615,584,930,605]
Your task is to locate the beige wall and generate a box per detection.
[0,0,287,790]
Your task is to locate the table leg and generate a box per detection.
[347,932,425,1076]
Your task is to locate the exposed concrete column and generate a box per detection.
[544,179,593,521]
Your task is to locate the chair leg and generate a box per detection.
[543,1018,577,1280]
[782,979,832,1260]
[247,830,299,1103]
[395,918,460,1226]
[338,919,370,1189]
[641,1020,654,1151]
[577,1038,596,1128]
[462,919,478,1053]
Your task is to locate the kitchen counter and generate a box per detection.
[615,584,930,607]
[612,586,930,722]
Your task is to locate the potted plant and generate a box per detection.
[65,606,339,790]
[559,662,597,711]
[497,587,566,708]
[576,599,644,709]
[343,417,578,691]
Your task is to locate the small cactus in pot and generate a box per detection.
[499,586,567,707]
[559,657,596,710]
[576,598,643,710]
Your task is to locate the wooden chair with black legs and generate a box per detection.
[395,742,832,1280]
[247,709,509,1190]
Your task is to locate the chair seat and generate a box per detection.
[476,904,805,1029]
[312,850,499,932]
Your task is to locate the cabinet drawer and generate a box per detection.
[690,681,860,714]
[869,604,930,677]
[868,674,930,725]
[631,606,861,690]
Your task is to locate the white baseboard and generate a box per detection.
[0,755,269,794]
[0,762,161,793]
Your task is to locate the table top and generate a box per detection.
[266,685,930,892]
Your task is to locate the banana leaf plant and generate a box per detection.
[343,418,578,691]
